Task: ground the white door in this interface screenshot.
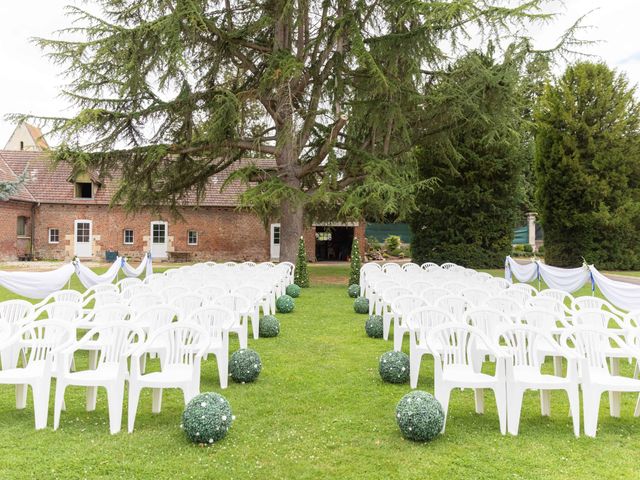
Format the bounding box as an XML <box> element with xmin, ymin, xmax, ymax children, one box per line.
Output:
<box><xmin>150</xmin><ymin>221</ymin><xmax>168</xmax><ymax>259</ymax></box>
<box><xmin>74</xmin><ymin>220</ymin><xmax>92</xmax><ymax>258</ymax></box>
<box><xmin>270</xmin><ymin>223</ymin><xmax>281</xmax><ymax>260</ymax></box>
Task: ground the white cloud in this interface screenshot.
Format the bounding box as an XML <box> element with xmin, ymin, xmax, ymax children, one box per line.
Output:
<box><xmin>0</xmin><ymin>0</ymin><xmax>639</xmax><ymax>145</ymax></box>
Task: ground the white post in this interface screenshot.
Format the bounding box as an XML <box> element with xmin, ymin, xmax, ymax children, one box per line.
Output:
<box><xmin>526</xmin><ymin>212</ymin><xmax>537</xmax><ymax>251</ymax></box>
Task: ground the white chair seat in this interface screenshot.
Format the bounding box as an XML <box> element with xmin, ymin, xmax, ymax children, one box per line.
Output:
<box><xmin>138</xmin><ymin>365</ymin><xmax>194</xmax><ymax>384</ymax></box>
<box><xmin>0</xmin><ymin>365</ymin><xmax>45</xmax><ymax>382</ymax></box>
<box><xmin>512</xmin><ymin>366</ymin><xmax>570</xmax><ymax>387</ymax></box>
<box><xmin>442</xmin><ymin>365</ymin><xmax>498</xmax><ymax>387</ymax></box>
<box><xmin>589</xmin><ymin>372</ymin><xmax>640</xmax><ymax>391</ymax></box>
<box><xmin>65</xmin><ymin>364</ymin><xmax>122</xmax><ymax>385</ymax></box>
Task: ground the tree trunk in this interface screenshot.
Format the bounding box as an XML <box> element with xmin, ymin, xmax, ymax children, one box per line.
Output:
<box><xmin>279</xmin><ymin>197</ymin><xmax>304</xmax><ymax>263</ymax></box>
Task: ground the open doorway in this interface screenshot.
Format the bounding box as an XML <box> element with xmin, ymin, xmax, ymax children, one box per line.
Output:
<box><xmin>315</xmin><ymin>226</ymin><xmax>354</xmax><ymax>261</ymax></box>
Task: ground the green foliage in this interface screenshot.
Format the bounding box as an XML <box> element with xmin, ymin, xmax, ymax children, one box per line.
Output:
<box><xmin>535</xmin><ymin>62</ymin><xmax>640</xmax><ymax>268</ymax></box>
<box><xmin>276</xmin><ymin>295</ymin><xmax>295</xmax><ymax>313</ymax></box>
<box><xmin>22</xmin><ymin>0</ymin><xmax>576</xmax><ymax>257</ymax></box>
<box><xmin>348</xmin><ymin>284</ymin><xmax>361</xmax><ymax>298</ymax></box>
<box><xmin>379</xmin><ymin>350</ymin><xmax>410</xmax><ymax>384</ymax></box>
<box><xmin>384</xmin><ymin>235</ymin><xmax>402</xmax><ymax>256</ymax></box>
<box><xmin>396</xmin><ymin>391</ymin><xmax>445</xmax><ymax>442</ymax></box>
<box><xmin>353</xmin><ymin>297</ymin><xmax>369</xmax><ymax>314</ymax></box>
<box><xmin>259</xmin><ymin>315</ymin><xmax>280</xmax><ymax>338</ymax></box>
<box><xmin>286</xmin><ymin>284</ymin><xmax>301</xmax><ymax>298</ymax></box>
<box><xmin>294</xmin><ymin>237</ymin><xmax>310</xmax><ymax>288</ymax></box>
<box><xmin>365</xmin><ymin>315</ymin><xmax>384</xmax><ymax>339</ymax></box>
<box><xmin>523</xmin><ymin>244</ymin><xmax>533</xmax><ymax>253</ymax></box>
<box><xmin>349</xmin><ymin>238</ymin><xmax>362</xmax><ymax>286</ymax></box>
<box><xmin>410</xmin><ymin>47</ymin><xmax>529</xmax><ymax>269</ymax></box>
<box><xmin>0</xmin><ymin>168</ymin><xmax>28</xmax><ymax>201</ymax></box>
<box><xmin>229</xmin><ymin>349</ymin><xmax>262</xmax><ymax>383</ymax></box>
<box><xmin>182</xmin><ymin>392</ymin><xmax>233</xmax><ymax>445</ymax></box>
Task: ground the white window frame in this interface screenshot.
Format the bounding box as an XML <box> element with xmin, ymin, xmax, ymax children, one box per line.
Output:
<box><xmin>123</xmin><ymin>229</ymin><xmax>134</xmax><ymax>245</ymax></box>
<box><xmin>187</xmin><ymin>230</ymin><xmax>198</xmax><ymax>246</ymax></box>
<box><xmin>48</xmin><ymin>228</ymin><xmax>59</xmax><ymax>244</ymax></box>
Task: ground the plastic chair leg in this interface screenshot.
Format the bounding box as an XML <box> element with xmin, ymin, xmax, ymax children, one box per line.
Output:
<box><xmin>583</xmin><ymin>388</ymin><xmax>602</xmax><ymax>438</ymax></box>
<box><xmin>609</xmin><ymin>358</ymin><xmax>621</xmax><ymax>417</ymax></box>
<box><xmin>435</xmin><ymin>385</ymin><xmax>452</xmax><ymax>433</ymax></box>
<box><xmin>409</xmin><ymin>352</ymin><xmax>422</xmax><ymax>389</ymax></box>
<box><xmin>474</xmin><ymin>388</ymin><xmax>485</xmax><ymax>414</ymax></box>
<box><xmin>494</xmin><ymin>384</ymin><xmax>507</xmax><ymax>435</ymax></box>
<box><xmin>152</xmin><ymin>388</ymin><xmax>163</xmax><ymax>414</ymax></box>
<box><xmin>107</xmin><ymin>381</ymin><xmax>125</xmax><ymax>434</ymax></box>
<box><xmin>32</xmin><ymin>379</ymin><xmax>51</xmax><ymax>430</ymax></box>
<box><xmin>507</xmin><ymin>387</ymin><xmax>524</xmax><ymax>436</ymax></box>
<box><xmin>53</xmin><ymin>382</ymin><xmax>67</xmax><ymax>430</ymax></box>
<box><xmin>540</xmin><ymin>390</ymin><xmax>551</xmax><ymax>416</ymax></box>
<box><xmin>567</xmin><ymin>387</ymin><xmax>580</xmax><ymax>437</ymax></box>
<box><xmin>15</xmin><ymin>384</ymin><xmax>27</xmax><ymax>409</ymax></box>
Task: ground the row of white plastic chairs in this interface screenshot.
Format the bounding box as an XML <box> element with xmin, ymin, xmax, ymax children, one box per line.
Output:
<box><xmin>408</xmin><ymin>320</ymin><xmax>640</xmax><ymax>438</ymax></box>
<box><xmin>0</xmin><ymin>315</ymin><xmax>237</xmax><ymax>434</ymax></box>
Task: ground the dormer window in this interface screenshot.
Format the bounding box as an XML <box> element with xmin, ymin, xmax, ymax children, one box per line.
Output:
<box><xmin>73</xmin><ymin>172</ymin><xmax>94</xmax><ymax>199</ymax></box>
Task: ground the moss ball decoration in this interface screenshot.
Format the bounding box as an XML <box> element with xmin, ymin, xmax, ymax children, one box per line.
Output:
<box><xmin>286</xmin><ymin>284</ymin><xmax>301</xmax><ymax>298</ymax></box>
<box><xmin>276</xmin><ymin>295</ymin><xmax>295</xmax><ymax>313</ymax></box>
<box><xmin>348</xmin><ymin>284</ymin><xmax>361</xmax><ymax>298</ymax></box>
<box><xmin>259</xmin><ymin>315</ymin><xmax>280</xmax><ymax>338</ymax></box>
<box><xmin>365</xmin><ymin>315</ymin><xmax>384</xmax><ymax>338</ymax></box>
<box><xmin>353</xmin><ymin>296</ymin><xmax>369</xmax><ymax>314</ymax></box>
<box><xmin>396</xmin><ymin>390</ymin><xmax>445</xmax><ymax>442</ymax></box>
<box><xmin>182</xmin><ymin>392</ymin><xmax>234</xmax><ymax>444</ymax></box>
<box><xmin>379</xmin><ymin>350</ymin><xmax>410</xmax><ymax>384</ymax></box>
<box><xmin>229</xmin><ymin>348</ymin><xmax>263</xmax><ymax>383</ymax></box>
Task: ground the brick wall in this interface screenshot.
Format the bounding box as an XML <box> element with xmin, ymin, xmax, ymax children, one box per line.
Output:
<box><xmin>0</xmin><ymin>200</ymin><xmax>33</xmax><ymax>260</ymax></box>
<box><xmin>33</xmin><ymin>204</ymin><xmax>271</xmax><ymax>261</ymax></box>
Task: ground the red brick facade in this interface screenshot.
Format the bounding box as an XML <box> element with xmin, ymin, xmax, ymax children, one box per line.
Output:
<box><xmin>0</xmin><ymin>150</ymin><xmax>366</xmax><ymax>262</ymax></box>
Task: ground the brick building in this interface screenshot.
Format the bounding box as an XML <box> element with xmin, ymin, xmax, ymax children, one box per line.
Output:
<box><xmin>0</xmin><ymin>140</ymin><xmax>365</xmax><ymax>262</ymax></box>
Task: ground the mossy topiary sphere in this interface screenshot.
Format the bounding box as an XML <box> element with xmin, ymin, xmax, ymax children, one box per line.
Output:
<box><xmin>396</xmin><ymin>390</ymin><xmax>445</xmax><ymax>442</ymax></box>
<box><xmin>348</xmin><ymin>284</ymin><xmax>361</xmax><ymax>298</ymax></box>
<box><xmin>276</xmin><ymin>295</ymin><xmax>295</xmax><ymax>313</ymax></box>
<box><xmin>379</xmin><ymin>350</ymin><xmax>410</xmax><ymax>384</ymax></box>
<box><xmin>365</xmin><ymin>315</ymin><xmax>384</xmax><ymax>338</ymax></box>
<box><xmin>182</xmin><ymin>392</ymin><xmax>233</xmax><ymax>444</ymax></box>
<box><xmin>353</xmin><ymin>296</ymin><xmax>369</xmax><ymax>314</ymax></box>
<box><xmin>286</xmin><ymin>284</ymin><xmax>301</xmax><ymax>298</ymax></box>
<box><xmin>229</xmin><ymin>348</ymin><xmax>262</xmax><ymax>383</ymax></box>
<box><xmin>259</xmin><ymin>315</ymin><xmax>280</xmax><ymax>338</ymax></box>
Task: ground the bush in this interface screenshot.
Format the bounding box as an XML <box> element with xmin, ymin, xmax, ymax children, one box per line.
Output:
<box><xmin>294</xmin><ymin>236</ymin><xmax>310</xmax><ymax>287</ymax></box>
<box><xmin>523</xmin><ymin>244</ymin><xmax>533</xmax><ymax>253</ymax></box>
<box><xmin>537</xmin><ymin>244</ymin><xmax>545</xmax><ymax>255</ymax></box>
<box><xmin>353</xmin><ymin>297</ymin><xmax>369</xmax><ymax>314</ymax></box>
<box><xmin>365</xmin><ymin>315</ymin><xmax>383</xmax><ymax>338</ymax></box>
<box><xmin>259</xmin><ymin>315</ymin><xmax>280</xmax><ymax>338</ymax></box>
<box><xmin>379</xmin><ymin>351</ymin><xmax>410</xmax><ymax>383</ymax></box>
<box><xmin>276</xmin><ymin>295</ymin><xmax>295</xmax><ymax>313</ymax></box>
<box><xmin>349</xmin><ymin>238</ymin><xmax>362</xmax><ymax>286</ymax></box>
<box><xmin>348</xmin><ymin>284</ymin><xmax>361</xmax><ymax>298</ymax></box>
<box><xmin>182</xmin><ymin>392</ymin><xmax>233</xmax><ymax>444</ymax></box>
<box><xmin>229</xmin><ymin>349</ymin><xmax>262</xmax><ymax>383</ymax></box>
<box><xmin>396</xmin><ymin>390</ymin><xmax>444</xmax><ymax>442</ymax></box>
<box><xmin>367</xmin><ymin>236</ymin><xmax>382</xmax><ymax>253</ymax></box>
<box><xmin>286</xmin><ymin>284</ymin><xmax>301</xmax><ymax>298</ymax></box>
<box><xmin>384</xmin><ymin>235</ymin><xmax>402</xmax><ymax>256</ymax></box>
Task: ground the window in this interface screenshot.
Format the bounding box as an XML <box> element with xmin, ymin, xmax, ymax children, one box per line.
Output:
<box><xmin>152</xmin><ymin>223</ymin><xmax>166</xmax><ymax>244</ymax></box>
<box><xmin>48</xmin><ymin>228</ymin><xmax>59</xmax><ymax>244</ymax></box>
<box><xmin>19</xmin><ymin>141</ymin><xmax>24</xmax><ymax>151</ymax></box>
<box><xmin>316</xmin><ymin>231</ymin><xmax>332</xmax><ymax>241</ymax></box>
<box><xmin>76</xmin><ymin>222</ymin><xmax>90</xmax><ymax>243</ymax></box>
<box><xmin>16</xmin><ymin>216</ymin><xmax>27</xmax><ymax>236</ymax></box>
<box><xmin>123</xmin><ymin>229</ymin><xmax>134</xmax><ymax>245</ymax></box>
<box><xmin>273</xmin><ymin>226</ymin><xmax>280</xmax><ymax>245</ymax></box>
<box><xmin>188</xmin><ymin>230</ymin><xmax>198</xmax><ymax>246</ymax></box>
<box><xmin>75</xmin><ymin>182</ymin><xmax>93</xmax><ymax>199</ymax></box>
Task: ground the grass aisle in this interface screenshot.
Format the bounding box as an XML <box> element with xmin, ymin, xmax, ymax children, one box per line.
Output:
<box><xmin>0</xmin><ymin>265</ymin><xmax>639</xmax><ymax>478</ymax></box>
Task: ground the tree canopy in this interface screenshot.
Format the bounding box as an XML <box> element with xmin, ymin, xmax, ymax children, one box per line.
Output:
<box><xmin>16</xmin><ymin>0</ymin><xmax>573</xmax><ymax>260</ymax></box>
<box><xmin>535</xmin><ymin>61</ymin><xmax>640</xmax><ymax>268</ymax></box>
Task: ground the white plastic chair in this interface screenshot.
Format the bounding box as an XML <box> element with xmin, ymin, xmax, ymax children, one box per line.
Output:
<box><xmin>33</xmin><ymin>301</ymin><xmax>83</xmax><ymax>324</ymax></box>
<box><xmin>459</xmin><ymin>288</ymin><xmax>489</xmax><ymax>307</ymax></box>
<box><xmin>567</xmin><ymin>327</ymin><xmax>640</xmax><ymax>437</ymax></box>
<box><xmin>503</xmin><ymin>289</ymin><xmax>531</xmax><ymax>307</ymax></box>
<box><xmin>127</xmin><ymin>323</ymin><xmax>209</xmax><ymax>432</ymax></box>
<box><xmin>485</xmin><ymin>296</ymin><xmax>524</xmax><ymax>322</ymax></box>
<box><xmin>436</xmin><ymin>295</ymin><xmax>470</xmax><ymax>322</ymax></box>
<box><xmin>420</xmin><ymin>287</ymin><xmax>450</xmax><ymax>305</ymax></box>
<box><xmin>0</xmin><ymin>321</ymin><xmax>74</xmax><ymax>429</ymax></box>
<box><xmin>233</xmin><ymin>286</ymin><xmax>264</xmax><ymax>339</ymax></box>
<box><xmin>121</xmin><ymin>284</ymin><xmax>154</xmax><ymax>302</ymax></box>
<box><xmin>538</xmin><ymin>288</ymin><xmax>575</xmax><ymax>307</ymax></box>
<box><xmin>509</xmin><ymin>283</ymin><xmax>538</xmax><ymax>297</ymax></box>
<box><xmin>127</xmin><ymin>293</ymin><xmax>164</xmax><ymax>315</ymax></box>
<box><xmin>407</xmin><ymin>307</ymin><xmax>454</xmax><ymax>388</ymax></box>
<box><xmin>428</xmin><ymin>323</ymin><xmax>508</xmax><ymax>434</ymax></box>
<box><xmin>420</xmin><ymin>262</ymin><xmax>438</xmax><ymax>270</ymax></box>
<box><xmin>188</xmin><ymin>306</ymin><xmax>234</xmax><ymax>388</ymax></box>
<box><xmin>196</xmin><ymin>285</ymin><xmax>229</xmax><ymax>306</ymax></box>
<box><xmin>572</xmin><ymin>296</ymin><xmax>626</xmax><ymax>319</ymax></box>
<box><xmin>389</xmin><ymin>295</ymin><xmax>428</xmax><ymax>349</ymax></box>
<box><xmin>213</xmin><ymin>295</ymin><xmax>250</xmax><ymax>349</ymax></box>
<box><xmin>54</xmin><ymin>322</ymin><xmax>145</xmax><ymax>434</ymax></box>
<box><xmin>160</xmin><ymin>286</ymin><xmax>190</xmax><ymax>304</ymax></box>
<box><xmin>380</xmin><ymin>287</ymin><xmax>413</xmax><ymax>335</ymax></box>
<box><xmin>499</xmin><ymin>325</ymin><xmax>580</xmax><ymax>436</ymax></box>
<box><xmin>34</xmin><ymin>290</ymin><xmax>83</xmax><ymax>309</ymax></box>
<box><xmin>82</xmin><ymin>284</ymin><xmax>119</xmax><ymax>300</ymax></box>
<box><xmin>0</xmin><ymin>300</ymin><xmax>35</xmax><ymax>369</ymax></box>
<box><xmin>116</xmin><ymin>277</ymin><xmax>142</xmax><ymax>293</ymax></box>
<box><xmin>170</xmin><ymin>294</ymin><xmax>205</xmax><ymax>321</ymax></box>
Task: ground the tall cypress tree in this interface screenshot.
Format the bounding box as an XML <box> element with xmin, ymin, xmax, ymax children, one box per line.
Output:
<box><xmin>16</xmin><ymin>1</ymin><xmax>567</xmax><ymax>262</ymax></box>
<box><xmin>535</xmin><ymin>62</ymin><xmax>640</xmax><ymax>269</ymax></box>
<box><xmin>294</xmin><ymin>236</ymin><xmax>309</xmax><ymax>288</ymax></box>
<box><xmin>349</xmin><ymin>237</ymin><xmax>361</xmax><ymax>286</ymax></box>
<box><xmin>410</xmin><ymin>46</ymin><xmax>529</xmax><ymax>268</ymax></box>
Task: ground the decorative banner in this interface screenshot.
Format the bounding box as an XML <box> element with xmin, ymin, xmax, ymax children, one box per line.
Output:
<box><xmin>0</xmin><ymin>263</ymin><xmax>76</xmax><ymax>299</ymax></box>
<box><xmin>589</xmin><ymin>266</ymin><xmax>640</xmax><ymax>312</ymax></box>
<box><xmin>0</xmin><ymin>253</ymin><xmax>152</xmax><ymax>299</ymax></box>
<box><xmin>537</xmin><ymin>262</ymin><xmax>589</xmax><ymax>293</ymax></box>
<box><xmin>505</xmin><ymin>256</ymin><xmax>538</xmax><ymax>283</ymax></box>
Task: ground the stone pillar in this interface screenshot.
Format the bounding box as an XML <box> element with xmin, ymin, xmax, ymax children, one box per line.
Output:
<box><xmin>526</xmin><ymin>212</ymin><xmax>537</xmax><ymax>251</ymax></box>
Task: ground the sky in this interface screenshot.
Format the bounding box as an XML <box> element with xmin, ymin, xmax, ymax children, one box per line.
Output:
<box><xmin>0</xmin><ymin>0</ymin><xmax>639</xmax><ymax>145</ymax></box>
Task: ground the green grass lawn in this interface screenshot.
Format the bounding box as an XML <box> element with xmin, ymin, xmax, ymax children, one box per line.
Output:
<box><xmin>0</xmin><ymin>264</ymin><xmax>639</xmax><ymax>478</ymax></box>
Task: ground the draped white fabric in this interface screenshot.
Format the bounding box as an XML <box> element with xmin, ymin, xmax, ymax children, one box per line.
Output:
<box><xmin>589</xmin><ymin>266</ymin><xmax>640</xmax><ymax>311</ymax></box>
<box><xmin>75</xmin><ymin>257</ymin><xmax>123</xmax><ymax>289</ymax></box>
<box><xmin>505</xmin><ymin>256</ymin><xmax>538</xmax><ymax>283</ymax></box>
<box><xmin>537</xmin><ymin>262</ymin><xmax>589</xmax><ymax>293</ymax></box>
<box><xmin>121</xmin><ymin>254</ymin><xmax>152</xmax><ymax>278</ymax></box>
<box><xmin>0</xmin><ymin>263</ymin><xmax>76</xmax><ymax>299</ymax></box>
